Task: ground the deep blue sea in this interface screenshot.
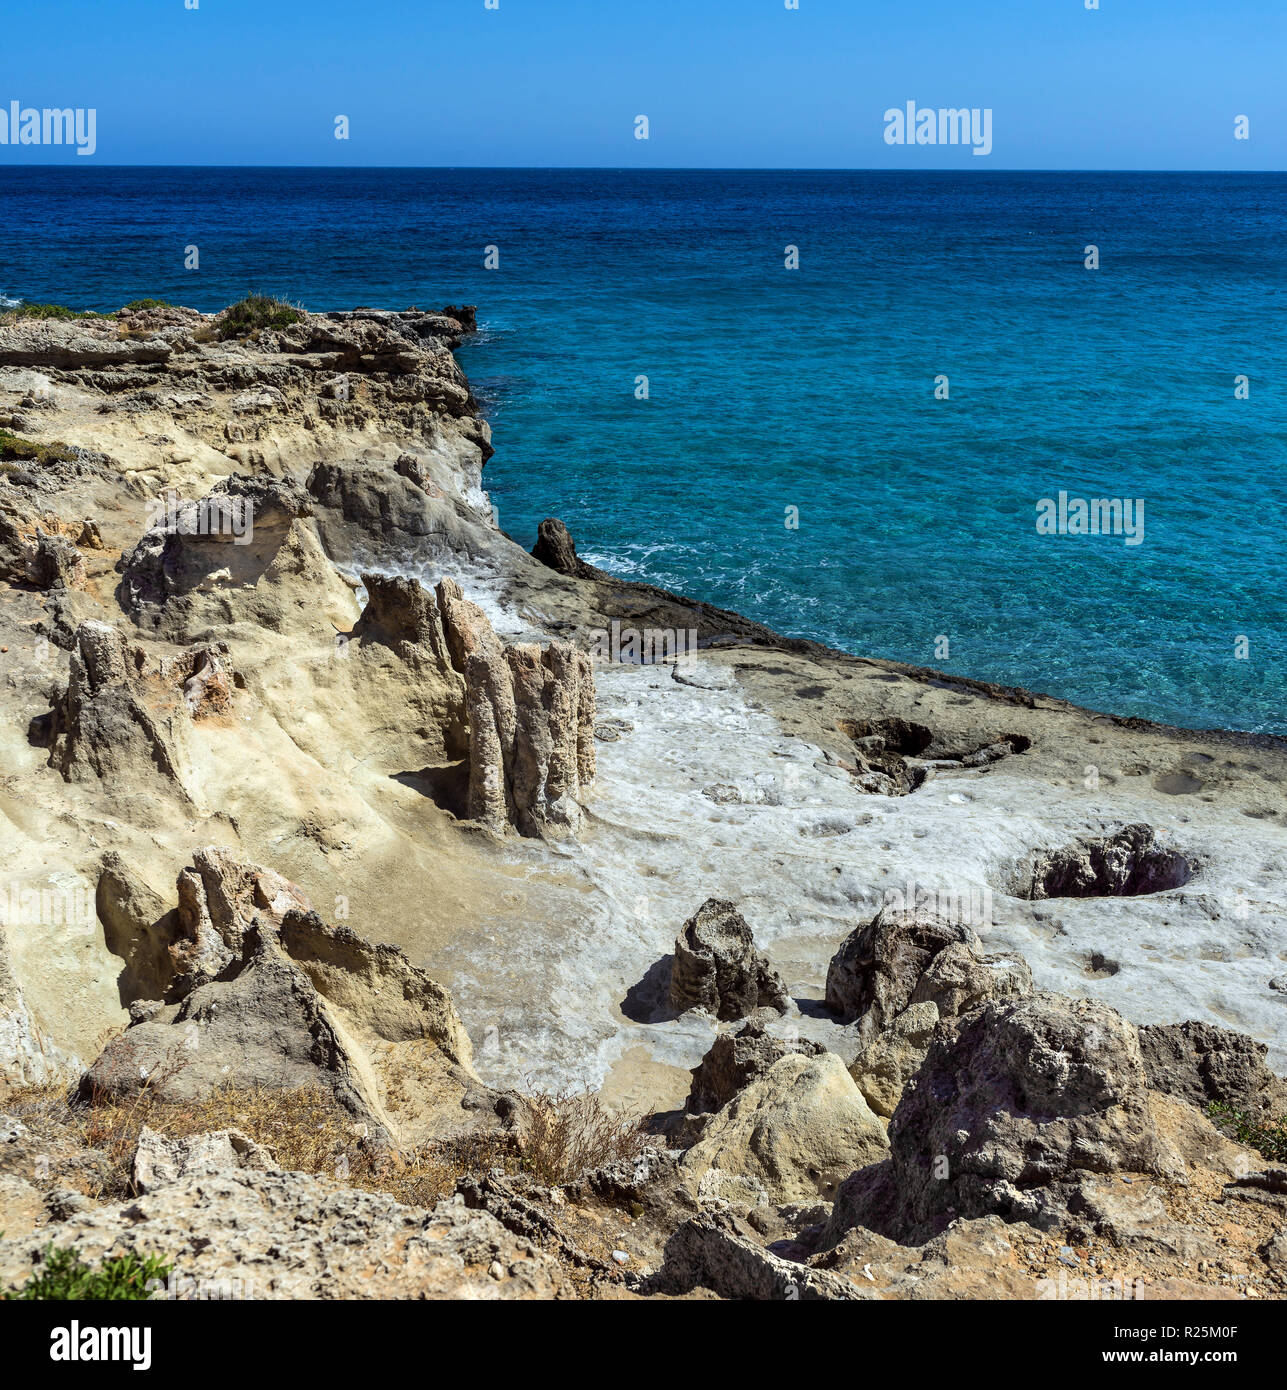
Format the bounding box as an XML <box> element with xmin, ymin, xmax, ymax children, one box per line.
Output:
<box><xmin>1</xmin><ymin>168</ymin><xmax>1284</xmax><ymax>734</ymax></box>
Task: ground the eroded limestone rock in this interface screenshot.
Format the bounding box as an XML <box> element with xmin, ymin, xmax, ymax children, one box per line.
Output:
<box><xmin>826</xmin><ymin>906</ymin><xmax>1032</xmax><ymax>1034</ymax></box>
<box><xmin>51</xmin><ymin>622</ymin><xmax>185</xmax><ymax>785</ymax></box>
<box><xmin>680</xmin><ymin>1052</ymin><xmax>889</xmax><ymax>1205</ymax></box>
<box><xmin>1009</xmin><ymin>823</ymin><xmax>1194</xmax><ymax>899</ymax></box>
<box><xmin>827</xmin><ymin>906</ymin><xmax>1032</xmax><ymax>1116</ymax></box>
<box><xmin>846</xmin><ymin>1001</ymin><xmax>940</xmax><ymax>1119</ymax></box>
<box><xmin>132</xmin><ymin>1125</ymin><xmax>277</xmax><ymax>1194</ymax></box>
<box><xmin>0</xmin><ymin>1169</ymin><xmax>568</xmax><ymax>1300</ymax></box>
<box><xmin>686</xmin><ymin>1016</ymin><xmax>826</xmax><ymax>1115</ymax></box>
<box><xmin>356</xmin><ymin>574</ymin><xmax>595</xmax><ymax>836</ymax></box>
<box><xmin>80</xmin><ymin>848</ymin><xmax>476</xmax><ymax>1147</ymax></box>
<box><xmin>825</xmin><ymin>993</ymin><xmax>1184</xmax><ymax>1245</ymax></box>
<box><xmin>0</xmin><ymin>930</ymin><xmax>82</xmax><ymax>1087</ymax></box>
<box><xmin>670</xmin><ymin>899</ymin><xmax>789</xmax><ymax>1021</ymax></box>
<box><xmin>1138</xmin><ymin>1019</ymin><xmax>1280</xmax><ymax>1116</ymax></box>
<box><xmin>48</xmin><ymin>622</ymin><xmax>243</xmax><ymax>789</ymax></box>
<box><xmin>652</xmin><ymin>1209</ymin><xmax>866</xmax><ymax>1301</ymax></box>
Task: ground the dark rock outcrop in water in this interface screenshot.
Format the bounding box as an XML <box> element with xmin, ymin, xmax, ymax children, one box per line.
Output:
<box><xmin>531</xmin><ymin>517</ymin><xmax>602</xmax><ymax>580</ymax></box>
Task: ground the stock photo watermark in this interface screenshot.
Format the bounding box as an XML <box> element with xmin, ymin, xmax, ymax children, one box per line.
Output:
<box><xmin>145</xmin><ymin>491</ymin><xmax>255</xmax><ymax>544</ymax></box>
<box><xmin>0</xmin><ymin>101</ymin><xmax>96</xmax><ymax>156</ymax></box>
<box><xmin>1036</xmin><ymin>491</ymin><xmax>1144</xmax><ymax>545</ymax></box>
<box><xmin>588</xmin><ymin>620</ymin><xmax>699</xmax><ymax>665</ymax></box>
<box><xmin>884</xmin><ymin>102</ymin><xmax>992</xmax><ymax>156</ymax></box>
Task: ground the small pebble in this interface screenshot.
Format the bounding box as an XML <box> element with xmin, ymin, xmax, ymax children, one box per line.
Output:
<box><xmin>488</xmin><ymin>1260</ymin><xmax>504</xmax><ymax>1280</ymax></box>
<box><xmin>611</xmin><ymin>1250</ymin><xmax>630</xmax><ymax>1265</ymax></box>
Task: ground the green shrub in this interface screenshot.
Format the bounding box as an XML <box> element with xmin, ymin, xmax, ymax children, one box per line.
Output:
<box><xmin>0</xmin><ymin>302</ymin><xmax>109</xmax><ymax>321</ymax></box>
<box><xmin>215</xmin><ymin>294</ymin><xmax>304</xmax><ymax>340</ymax></box>
<box><xmin>120</xmin><ymin>298</ymin><xmax>172</xmax><ymax>313</ymax></box>
<box><xmin>1208</xmin><ymin>1102</ymin><xmax>1287</xmax><ymax>1163</ymax></box>
<box><xmin>0</xmin><ymin>429</ymin><xmax>78</xmax><ymax>465</ymax></box>
<box><xmin>4</xmin><ymin>1245</ymin><xmax>172</xmax><ymax>1301</ymax></box>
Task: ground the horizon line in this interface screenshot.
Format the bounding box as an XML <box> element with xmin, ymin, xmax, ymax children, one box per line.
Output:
<box><xmin>1</xmin><ymin>163</ymin><xmax>1284</xmax><ymax>175</ymax></box>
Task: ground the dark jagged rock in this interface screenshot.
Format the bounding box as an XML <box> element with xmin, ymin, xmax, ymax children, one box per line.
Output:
<box><xmin>824</xmin><ymin>993</ymin><xmax>1183</xmax><ymax>1245</ymax></box>
<box><xmin>651</xmin><ymin>1210</ymin><xmax>866</xmax><ymax>1301</ymax></box>
<box><xmin>669</xmin><ymin>899</ymin><xmax>789</xmax><ymax>1021</ymax></box>
<box><xmin>441</xmin><ymin>304</ymin><xmax>477</xmax><ymax>332</ymax></box>
<box><xmin>686</xmin><ymin>1016</ymin><xmax>826</xmax><ymax>1115</ymax></box>
<box><xmin>1010</xmin><ymin>823</ymin><xmax>1194</xmax><ymax>898</ymax></box>
<box><xmin>24</xmin><ymin>531</ymin><xmax>85</xmax><ymax>589</ymax></box>
<box><xmin>531</xmin><ymin>517</ymin><xmax>601</xmax><ymax>580</ymax></box>
<box><xmin>1139</xmin><ymin>1020</ymin><xmax>1279</xmax><ymax>1116</ymax></box>
<box><xmin>48</xmin><ymin>622</ymin><xmax>242</xmax><ymax>788</ymax></box>
<box><xmin>825</xmin><ymin>906</ymin><xmax>1031</xmax><ymax>1034</ymax></box>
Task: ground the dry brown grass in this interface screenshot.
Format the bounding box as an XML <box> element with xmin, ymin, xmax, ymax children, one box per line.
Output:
<box><xmin>3</xmin><ymin>1079</ymin><xmax>519</xmax><ymax>1207</ymax></box>
<box><xmin>515</xmin><ymin>1085</ymin><xmax>653</xmax><ymax>1188</ymax></box>
<box><xmin>0</xmin><ymin>1077</ymin><xmax>646</xmax><ymax>1209</ymax></box>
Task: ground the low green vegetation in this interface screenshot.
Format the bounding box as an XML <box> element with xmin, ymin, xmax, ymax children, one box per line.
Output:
<box><xmin>215</xmin><ymin>294</ymin><xmax>304</xmax><ymax>340</ymax></box>
<box><xmin>0</xmin><ymin>428</ymin><xmax>79</xmax><ymax>466</ymax></box>
<box><xmin>120</xmin><ymin>298</ymin><xmax>172</xmax><ymax>313</ymax></box>
<box><xmin>0</xmin><ymin>301</ymin><xmax>110</xmax><ymax>322</ymax></box>
<box><xmin>3</xmin><ymin>1245</ymin><xmax>172</xmax><ymax>1301</ymax></box>
<box><xmin>1208</xmin><ymin>1102</ymin><xmax>1287</xmax><ymax>1163</ymax></box>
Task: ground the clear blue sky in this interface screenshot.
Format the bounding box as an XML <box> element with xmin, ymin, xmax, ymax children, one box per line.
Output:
<box><xmin>3</xmin><ymin>0</ymin><xmax>1284</xmax><ymax>168</ymax></box>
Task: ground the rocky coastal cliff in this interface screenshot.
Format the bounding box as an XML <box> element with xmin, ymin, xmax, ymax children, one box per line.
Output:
<box><xmin>0</xmin><ymin>299</ymin><xmax>1284</xmax><ymax>1301</ymax></box>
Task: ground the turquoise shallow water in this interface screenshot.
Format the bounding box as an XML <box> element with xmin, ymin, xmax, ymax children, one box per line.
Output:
<box><xmin>2</xmin><ymin>167</ymin><xmax>1283</xmax><ymax>732</ymax></box>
